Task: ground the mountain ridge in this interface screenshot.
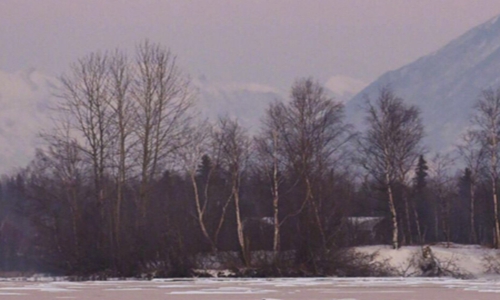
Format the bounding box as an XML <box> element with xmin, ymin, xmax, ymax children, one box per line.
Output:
<box><xmin>347</xmin><ymin>14</ymin><xmax>500</xmax><ymax>152</ymax></box>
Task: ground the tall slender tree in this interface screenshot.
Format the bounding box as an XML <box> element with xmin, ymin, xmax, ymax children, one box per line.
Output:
<box><xmin>469</xmin><ymin>88</ymin><xmax>500</xmax><ymax>248</ymax></box>
<box><xmin>214</xmin><ymin>117</ymin><xmax>251</xmax><ymax>266</ymax></box>
<box><xmin>412</xmin><ymin>154</ymin><xmax>428</xmax><ymax>243</ymax></box>
<box><xmin>457</xmin><ymin>130</ymin><xmax>486</xmax><ymax>244</ymax></box>
<box><xmin>132</xmin><ymin>41</ymin><xmax>194</xmax><ymax>225</ymax></box>
<box><xmin>358</xmin><ymin>87</ymin><xmax>424</xmax><ymax>249</ymax></box>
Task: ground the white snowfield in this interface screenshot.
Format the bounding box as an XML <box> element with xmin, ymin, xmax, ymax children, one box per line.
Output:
<box><xmin>355</xmin><ymin>243</ymin><xmax>500</xmax><ymax>278</ymax></box>
<box><xmin>1</xmin><ymin>244</ymin><xmax>500</xmax><ymax>299</ymax></box>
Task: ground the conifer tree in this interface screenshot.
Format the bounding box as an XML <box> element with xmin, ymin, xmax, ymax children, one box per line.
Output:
<box><xmin>412</xmin><ymin>154</ymin><xmax>428</xmax><ymax>243</ymax></box>
<box><xmin>414</xmin><ymin>155</ymin><xmax>428</xmax><ymax>191</ymax></box>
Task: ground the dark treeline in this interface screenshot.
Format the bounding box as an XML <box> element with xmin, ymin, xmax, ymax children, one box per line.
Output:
<box><xmin>1</xmin><ymin>41</ymin><xmax>500</xmax><ymax>277</ymax></box>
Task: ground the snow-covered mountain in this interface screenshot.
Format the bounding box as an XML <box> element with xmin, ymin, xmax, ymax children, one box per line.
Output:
<box><xmin>324</xmin><ymin>75</ymin><xmax>367</xmax><ymax>104</ymax></box>
<box><xmin>347</xmin><ymin>15</ymin><xmax>500</xmax><ymax>152</ymax></box>
<box><xmin>192</xmin><ymin>76</ymin><xmax>285</xmax><ymax>132</ymax></box>
<box><xmin>0</xmin><ymin>69</ymin><xmax>57</xmax><ymax>175</ymax></box>
<box><xmin>193</xmin><ymin>75</ymin><xmax>365</xmax><ymax>132</ymax></box>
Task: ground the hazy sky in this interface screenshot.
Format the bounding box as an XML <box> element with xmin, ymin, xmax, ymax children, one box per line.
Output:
<box><xmin>2</xmin><ymin>0</ymin><xmax>500</xmax><ymax>89</ymax></box>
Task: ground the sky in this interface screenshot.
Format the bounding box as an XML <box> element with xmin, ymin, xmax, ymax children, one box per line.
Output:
<box><xmin>2</xmin><ymin>0</ymin><xmax>500</xmax><ymax>90</ymax></box>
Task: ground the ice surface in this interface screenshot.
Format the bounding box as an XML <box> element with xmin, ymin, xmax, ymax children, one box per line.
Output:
<box><xmin>1</xmin><ymin>278</ymin><xmax>500</xmax><ymax>299</ymax></box>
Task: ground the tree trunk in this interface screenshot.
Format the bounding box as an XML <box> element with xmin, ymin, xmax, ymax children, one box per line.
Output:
<box><xmin>190</xmin><ymin>173</ymin><xmax>217</xmax><ymax>253</ymax></box>
<box><xmin>470</xmin><ymin>183</ymin><xmax>477</xmax><ymax>244</ymax></box>
<box><xmin>493</xmin><ymin>179</ymin><xmax>500</xmax><ymax>248</ymax></box>
<box><xmin>272</xmin><ymin>149</ymin><xmax>280</xmax><ymax>256</ymax></box>
<box><xmin>440</xmin><ymin>195</ymin><xmax>450</xmax><ymax>247</ymax></box>
<box><xmin>434</xmin><ymin>200</ymin><xmax>440</xmax><ymax>242</ymax></box>
<box><xmin>271</xmin><ymin>130</ymin><xmax>281</xmax><ymax>258</ymax></box>
<box><xmin>403</xmin><ymin>191</ymin><xmax>413</xmax><ymax>245</ymax></box>
<box><xmin>491</xmin><ymin>133</ymin><xmax>500</xmax><ymax>249</ymax></box>
<box><xmin>387</xmin><ymin>183</ymin><xmax>399</xmax><ymax>249</ymax></box>
<box><xmin>305</xmin><ymin>177</ymin><xmax>326</xmax><ymax>250</ymax></box>
<box><xmin>233</xmin><ymin>183</ymin><xmax>249</xmax><ymax>267</ymax></box>
<box><xmin>412</xmin><ymin>197</ymin><xmax>423</xmax><ymax>244</ymax></box>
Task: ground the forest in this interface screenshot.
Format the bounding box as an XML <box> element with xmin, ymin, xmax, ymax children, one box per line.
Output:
<box><xmin>1</xmin><ymin>41</ymin><xmax>500</xmax><ymax>277</ymax></box>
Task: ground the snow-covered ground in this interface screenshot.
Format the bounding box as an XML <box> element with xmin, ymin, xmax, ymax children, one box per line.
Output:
<box><xmin>355</xmin><ymin>243</ymin><xmax>500</xmax><ymax>278</ymax></box>
<box><xmin>0</xmin><ymin>278</ymin><xmax>500</xmax><ymax>299</ymax></box>
<box><xmin>192</xmin><ymin>243</ymin><xmax>500</xmax><ymax>279</ymax></box>
<box><xmin>1</xmin><ymin>244</ymin><xmax>500</xmax><ymax>299</ymax></box>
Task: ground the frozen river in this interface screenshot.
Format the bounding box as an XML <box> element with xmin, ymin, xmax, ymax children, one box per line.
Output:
<box><xmin>0</xmin><ymin>277</ymin><xmax>500</xmax><ymax>299</ymax></box>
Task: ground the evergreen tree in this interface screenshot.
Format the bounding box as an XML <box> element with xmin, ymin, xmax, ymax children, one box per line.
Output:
<box><xmin>459</xmin><ymin>167</ymin><xmax>481</xmax><ymax>244</ymax></box>
<box><xmin>197</xmin><ymin>154</ymin><xmax>213</xmax><ymax>179</ymax></box>
<box><xmin>412</xmin><ymin>154</ymin><xmax>428</xmax><ymax>243</ymax></box>
<box><xmin>458</xmin><ymin>168</ymin><xmax>473</xmax><ymax>197</ymax></box>
<box><xmin>414</xmin><ymin>155</ymin><xmax>428</xmax><ymax>191</ymax></box>
<box><xmin>456</xmin><ymin>168</ymin><xmax>474</xmax><ymax>243</ymax></box>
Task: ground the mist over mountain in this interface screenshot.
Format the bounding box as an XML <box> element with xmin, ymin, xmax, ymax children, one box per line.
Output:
<box><xmin>192</xmin><ymin>76</ymin><xmax>285</xmax><ymax>132</ymax></box>
<box><xmin>0</xmin><ymin>69</ymin><xmax>56</xmax><ymax>174</ymax></box>
<box><xmin>324</xmin><ymin>75</ymin><xmax>367</xmax><ymax>104</ymax></box>
<box><xmin>8</xmin><ymin>10</ymin><xmax>500</xmax><ymax>174</ymax></box>
<box><xmin>0</xmin><ymin>71</ymin><xmax>288</xmax><ymax>174</ymax></box>
<box><xmin>347</xmin><ymin>15</ymin><xmax>500</xmax><ymax>152</ymax></box>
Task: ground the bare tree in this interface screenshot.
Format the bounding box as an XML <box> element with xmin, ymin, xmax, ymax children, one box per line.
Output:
<box><xmin>59</xmin><ymin>52</ymin><xmax>113</xmax><ymax>206</ymax></box>
<box><xmin>358</xmin><ymin>88</ymin><xmax>424</xmax><ymax>249</ymax></box>
<box><xmin>49</xmin><ymin>42</ymin><xmax>197</xmax><ymax>269</ymax></box>
<box><xmin>214</xmin><ymin>117</ymin><xmax>251</xmax><ymax>266</ymax></box>
<box><xmin>259</xmin><ymin>78</ymin><xmax>352</xmax><ymax>265</ymax></box>
<box><xmin>457</xmin><ymin>130</ymin><xmax>486</xmax><ymax>244</ymax></box>
<box><xmin>428</xmin><ymin>154</ymin><xmax>456</xmax><ymax>246</ymax></box>
<box><xmin>255</xmin><ymin>126</ymin><xmax>285</xmax><ymax>257</ymax></box>
<box><xmin>470</xmin><ymin>88</ymin><xmax>500</xmax><ymax>248</ymax></box>
<box><xmin>132</xmin><ymin>40</ymin><xmax>195</xmax><ymax>223</ymax></box>
<box><xmin>36</xmin><ymin>125</ymin><xmax>86</xmax><ymax>263</ymax></box>
<box><xmin>107</xmin><ymin>51</ymin><xmax>134</xmax><ymax>259</ymax></box>
<box><xmin>176</xmin><ymin>121</ymin><xmax>219</xmax><ymax>253</ymax></box>
<box><xmin>57</xmin><ymin>52</ymin><xmax>117</xmax><ymax>261</ymax></box>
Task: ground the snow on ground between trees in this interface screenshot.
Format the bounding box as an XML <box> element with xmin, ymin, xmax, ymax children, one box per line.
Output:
<box><xmin>355</xmin><ymin>243</ymin><xmax>500</xmax><ymax>278</ymax></box>
<box><xmin>184</xmin><ymin>243</ymin><xmax>500</xmax><ymax>279</ymax></box>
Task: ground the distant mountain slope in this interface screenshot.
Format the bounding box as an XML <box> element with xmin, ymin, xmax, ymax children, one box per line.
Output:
<box><xmin>347</xmin><ymin>15</ymin><xmax>500</xmax><ymax>152</ymax></box>
<box><xmin>194</xmin><ymin>75</ymin><xmax>365</xmax><ymax>132</ymax></box>
<box><xmin>324</xmin><ymin>75</ymin><xmax>366</xmax><ymax>104</ymax></box>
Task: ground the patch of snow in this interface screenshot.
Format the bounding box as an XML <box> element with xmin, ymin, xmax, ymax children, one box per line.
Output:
<box><xmin>355</xmin><ymin>243</ymin><xmax>500</xmax><ymax>278</ymax></box>
<box><xmin>169</xmin><ymin>287</ymin><xmax>276</xmax><ymax>295</ymax></box>
<box><xmin>325</xmin><ymin>75</ymin><xmax>367</xmax><ymax>98</ymax></box>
